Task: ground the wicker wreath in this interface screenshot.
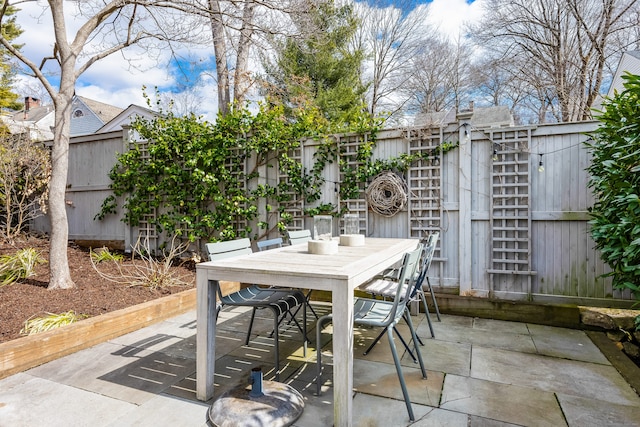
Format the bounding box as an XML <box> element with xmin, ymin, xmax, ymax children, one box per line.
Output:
<box><xmin>365</xmin><ymin>171</ymin><xmax>408</xmax><ymax>217</ymax></box>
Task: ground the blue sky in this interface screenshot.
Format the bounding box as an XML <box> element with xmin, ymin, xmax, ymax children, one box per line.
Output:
<box><xmin>13</xmin><ymin>0</ymin><xmax>483</xmax><ymax>121</ymax></box>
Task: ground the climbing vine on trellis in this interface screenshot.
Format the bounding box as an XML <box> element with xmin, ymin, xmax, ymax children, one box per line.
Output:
<box><xmin>100</xmin><ymin>99</ymin><xmax>458</xmax><ymax>242</ymax></box>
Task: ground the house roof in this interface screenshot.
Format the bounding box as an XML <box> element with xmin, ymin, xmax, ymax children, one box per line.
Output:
<box><xmin>97</xmin><ymin>104</ymin><xmax>158</xmax><ymax>133</ymax></box>
<box><xmin>607</xmin><ymin>50</ymin><xmax>640</xmax><ymax>97</ymax></box>
<box><xmin>6</xmin><ymin>104</ymin><xmax>53</xmax><ymax>123</ymax></box>
<box><xmin>76</xmin><ymin>96</ymin><xmax>124</xmax><ymax>124</ymax></box>
<box><xmin>414</xmin><ymin>105</ymin><xmax>514</xmax><ymax>128</ymax></box>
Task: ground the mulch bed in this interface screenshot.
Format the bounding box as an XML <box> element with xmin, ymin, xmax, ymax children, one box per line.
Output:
<box><xmin>0</xmin><ymin>236</ymin><xmax>195</xmax><ymax>344</ymax></box>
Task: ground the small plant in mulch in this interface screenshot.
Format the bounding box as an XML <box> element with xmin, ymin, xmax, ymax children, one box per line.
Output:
<box><xmin>90</xmin><ymin>235</ymin><xmax>191</xmax><ymax>291</ymax></box>
<box><xmin>0</xmin><ymin>248</ymin><xmax>47</xmax><ymax>287</ymax></box>
<box><xmin>20</xmin><ymin>310</ymin><xmax>88</xmax><ymax>336</ymax></box>
<box><xmin>90</xmin><ymin>247</ymin><xmax>125</xmax><ymax>263</ymax></box>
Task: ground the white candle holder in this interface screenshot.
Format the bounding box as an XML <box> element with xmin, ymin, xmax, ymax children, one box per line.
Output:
<box><xmin>339</xmin><ymin>214</ymin><xmax>365</xmax><ymax>246</ymax></box>
<box><xmin>309</xmin><ymin>215</ymin><xmax>338</xmax><ymax>254</ymax></box>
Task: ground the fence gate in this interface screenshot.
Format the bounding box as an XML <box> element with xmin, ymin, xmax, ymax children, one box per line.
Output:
<box><xmin>487</xmin><ymin>128</ymin><xmax>537</xmax><ymax>297</ymax></box>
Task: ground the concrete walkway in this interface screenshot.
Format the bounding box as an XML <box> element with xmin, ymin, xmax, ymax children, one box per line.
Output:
<box><xmin>1</xmin><ymin>303</ymin><xmax>639</xmax><ymax>427</ymax></box>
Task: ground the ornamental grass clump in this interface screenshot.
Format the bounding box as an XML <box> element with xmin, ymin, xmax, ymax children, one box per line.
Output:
<box><xmin>90</xmin><ymin>247</ymin><xmax>125</xmax><ymax>263</ymax></box>
<box><xmin>20</xmin><ymin>310</ymin><xmax>87</xmax><ymax>335</ymax></box>
<box><xmin>0</xmin><ymin>248</ymin><xmax>46</xmax><ymax>287</ymax></box>
<box><xmin>90</xmin><ymin>234</ymin><xmax>191</xmax><ymax>291</ymax></box>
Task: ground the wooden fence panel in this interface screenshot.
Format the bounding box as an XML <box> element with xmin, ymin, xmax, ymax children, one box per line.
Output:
<box><xmin>33</xmin><ymin>119</ymin><xmax>634</xmax><ymax>306</ymax></box>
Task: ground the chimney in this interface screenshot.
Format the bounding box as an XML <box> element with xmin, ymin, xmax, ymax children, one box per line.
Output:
<box><xmin>25</xmin><ymin>97</ymin><xmax>40</xmax><ymax>111</ymax></box>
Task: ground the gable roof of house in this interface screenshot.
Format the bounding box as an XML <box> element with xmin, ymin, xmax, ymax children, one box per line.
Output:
<box><xmin>77</xmin><ymin>96</ymin><xmax>124</xmax><ymax>124</ymax></box>
<box><xmin>97</xmin><ymin>104</ymin><xmax>158</xmax><ymax>133</ymax></box>
<box><xmin>607</xmin><ymin>50</ymin><xmax>640</xmax><ymax>97</ymax></box>
<box><xmin>414</xmin><ymin>105</ymin><xmax>514</xmax><ymax>128</ymax></box>
<box><xmin>2</xmin><ymin>96</ymin><xmax>127</xmax><ymax>139</ymax></box>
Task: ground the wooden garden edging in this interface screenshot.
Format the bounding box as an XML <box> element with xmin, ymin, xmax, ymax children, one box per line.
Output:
<box><xmin>0</xmin><ymin>288</ymin><xmax>196</xmax><ymax>380</ymax></box>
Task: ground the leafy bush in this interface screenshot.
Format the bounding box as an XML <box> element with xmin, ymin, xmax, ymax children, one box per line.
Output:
<box><xmin>587</xmin><ymin>72</ymin><xmax>640</xmax><ymax>301</ymax></box>
<box><xmin>0</xmin><ymin>132</ymin><xmax>51</xmax><ymax>240</ymax></box>
<box><xmin>20</xmin><ymin>310</ymin><xmax>87</xmax><ymax>335</ymax></box>
<box><xmin>0</xmin><ymin>248</ymin><xmax>46</xmax><ymax>287</ymax></box>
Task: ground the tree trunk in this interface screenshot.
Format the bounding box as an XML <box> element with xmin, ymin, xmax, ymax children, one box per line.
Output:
<box><xmin>233</xmin><ymin>0</ymin><xmax>255</xmax><ymax>105</ymax></box>
<box><xmin>47</xmin><ymin>87</ymin><xmax>75</xmax><ymax>290</ymax></box>
<box><xmin>209</xmin><ymin>0</ymin><xmax>230</xmax><ymax>116</ymax></box>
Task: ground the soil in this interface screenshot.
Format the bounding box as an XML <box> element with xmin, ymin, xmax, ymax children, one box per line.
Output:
<box><xmin>0</xmin><ymin>236</ymin><xmax>195</xmax><ymax>344</ymax></box>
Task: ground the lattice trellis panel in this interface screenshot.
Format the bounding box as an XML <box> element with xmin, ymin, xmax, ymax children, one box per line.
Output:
<box><xmin>487</xmin><ymin>129</ymin><xmax>537</xmax><ymax>289</ymax></box>
<box><xmin>337</xmin><ymin>134</ymin><xmax>369</xmax><ymax>234</ymax></box>
<box><xmin>406</xmin><ymin>127</ymin><xmax>443</xmax><ymax>241</ymax></box>
<box><xmin>130</xmin><ymin>140</ymin><xmax>159</xmax><ymax>250</ymax></box>
<box><xmin>278</xmin><ymin>146</ymin><xmax>305</xmax><ymax>231</ymax></box>
<box><xmin>226</xmin><ymin>146</ymin><xmax>248</xmax><ymax>234</ymax></box>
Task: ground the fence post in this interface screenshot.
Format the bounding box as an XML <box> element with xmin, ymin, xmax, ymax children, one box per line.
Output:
<box><xmin>457</xmin><ymin>110</ymin><xmax>473</xmax><ymax>295</ymax></box>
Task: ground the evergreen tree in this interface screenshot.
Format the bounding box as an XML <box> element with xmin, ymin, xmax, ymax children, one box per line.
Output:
<box><xmin>0</xmin><ymin>3</ymin><xmax>23</xmax><ymax>111</ymax></box>
<box><xmin>261</xmin><ymin>1</ymin><xmax>366</xmax><ymax>130</ymax></box>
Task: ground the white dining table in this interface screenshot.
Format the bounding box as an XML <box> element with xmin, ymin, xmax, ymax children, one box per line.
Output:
<box><xmin>196</xmin><ymin>237</ymin><xmax>419</xmax><ymax>426</ymax></box>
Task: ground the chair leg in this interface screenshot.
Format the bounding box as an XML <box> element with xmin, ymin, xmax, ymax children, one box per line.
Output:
<box><xmin>404</xmin><ymin>307</ymin><xmax>427</xmax><ymax>379</ymax></box>
<box><xmin>362</xmin><ymin>328</ymin><xmax>385</xmax><ymax>356</ymax></box>
<box><xmin>272</xmin><ymin>308</ymin><xmax>280</xmax><ymax>381</ymax></box>
<box><xmin>425</xmin><ymin>277</ymin><xmax>441</xmax><ymax>321</ymax></box>
<box><xmin>246</xmin><ymin>307</ymin><xmax>258</xmax><ymax>345</ymax></box>
<box><xmin>419</xmin><ymin>290</ymin><xmax>435</xmax><ymax>338</ymax></box>
<box><xmin>288</xmin><ymin>290</ymin><xmax>319</xmax><ymax>322</ymax></box>
<box><xmin>315</xmin><ymin>314</ymin><xmax>332</xmax><ymax>396</ymax></box>
<box><xmin>364</xmin><ymin>313</ymin><xmax>422</xmax><ymax>360</ymax></box>
<box><xmin>386</xmin><ymin>325</ymin><xmax>415</xmax><ymax>421</ymax></box>
<box><xmin>303</xmin><ymin>298</ymin><xmax>307</xmax><ymax>357</ymax></box>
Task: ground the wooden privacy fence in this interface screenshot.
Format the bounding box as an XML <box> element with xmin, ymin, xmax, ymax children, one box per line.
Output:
<box><xmin>35</xmin><ymin>117</ymin><xmax>635</xmax><ymax>307</ymax></box>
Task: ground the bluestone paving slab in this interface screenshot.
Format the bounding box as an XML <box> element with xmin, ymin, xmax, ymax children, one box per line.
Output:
<box><xmin>472</xmin><ymin>317</ymin><xmax>531</xmax><ymax>334</ymax></box>
<box><xmin>26</xmin><ymin>341</ymin><xmax>195</xmax><ymax>405</ymax></box>
<box><xmin>0</xmin><ymin>373</ymin><xmax>135</xmax><ymax>427</ymax></box>
<box><xmin>2</xmin><ymin>303</ymin><xmax>639</xmax><ymax>427</ymax></box>
<box><xmin>106</xmin><ymin>393</ymin><xmax>209</xmax><ymax>427</ymax></box>
<box><xmin>352</xmin><ymin>358</ymin><xmax>443</xmax><ymax>407</ymax></box>
<box><xmin>412</xmin><ymin>408</ymin><xmax>469</xmax><ymax>426</ymax></box>
<box><xmin>440</xmin><ymin>374</ymin><xmax>567</xmax><ymax>426</ymax></box>
<box><xmin>418</xmin><ymin>338</ymin><xmax>472</xmax><ymax>376</ymax></box>
<box><xmin>471</xmin><ymin>346</ymin><xmax>640</xmax><ymax>406</ymax></box>
<box><xmin>289</xmin><ymin>378</ymin><xmax>336</xmax><ymax>427</ymax></box>
<box><xmin>527</xmin><ymin>323</ymin><xmax>611</xmax><ymax>364</ymax></box>
<box><xmin>557</xmin><ymin>392</ymin><xmax>640</xmax><ymax>426</ymax></box>
<box><xmin>416</xmin><ymin>320</ymin><xmax>538</xmax><ymax>353</ymax></box>
<box><xmin>109</xmin><ymin>319</ymin><xmax>196</xmax><ymax>350</ymax></box>
<box><xmin>468</xmin><ymin>416</ymin><xmax>523</xmax><ymax>427</ymax></box>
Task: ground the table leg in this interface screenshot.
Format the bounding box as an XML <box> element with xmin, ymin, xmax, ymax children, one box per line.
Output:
<box><xmin>332</xmin><ymin>284</ymin><xmax>354</xmax><ymax>426</ymax></box>
<box><xmin>196</xmin><ymin>272</ymin><xmax>218</xmax><ymax>401</ymax></box>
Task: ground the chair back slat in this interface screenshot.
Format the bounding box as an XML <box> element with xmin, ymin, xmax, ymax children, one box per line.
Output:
<box><xmin>205</xmin><ymin>238</ymin><xmax>252</xmax><ymax>261</ymax></box>
<box><xmin>410</xmin><ymin>232</ymin><xmax>439</xmax><ymax>299</ymax></box>
<box><xmin>287</xmin><ymin>229</ymin><xmax>312</xmax><ymax>245</ymax></box>
<box><xmin>388</xmin><ymin>245</ymin><xmax>422</xmax><ymax>322</ymax></box>
<box><xmin>257</xmin><ymin>237</ymin><xmax>283</xmax><ymax>251</ymax></box>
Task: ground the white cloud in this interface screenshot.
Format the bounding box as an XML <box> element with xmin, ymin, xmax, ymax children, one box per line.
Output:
<box><xmin>10</xmin><ymin>1</ymin><xmax>486</xmax><ymax>119</ymax></box>
<box><xmin>12</xmin><ymin>3</ymin><xmax>190</xmax><ymax>110</ymax></box>
<box><xmin>426</xmin><ymin>0</ymin><xmax>485</xmax><ymax>40</ymax></box>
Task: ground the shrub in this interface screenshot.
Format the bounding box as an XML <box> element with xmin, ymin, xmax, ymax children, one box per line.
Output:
<box><xmin>587</xmin><ymin>72</ymin><xmax>640</xmax><ymax>304</ymax></box>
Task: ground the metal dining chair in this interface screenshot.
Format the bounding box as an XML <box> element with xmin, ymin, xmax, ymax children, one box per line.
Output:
<box><xmin>252</xmin><ymin>237</ymin><xmax>308</xmax><ymax>339</ymax></box>
<box><xmin>315</xmin><ymin>245</ymin><xmax>427</xmax><ymax>421</ymax></box>
<box><xmin>286</xmin><ymin>229</ymin><xmax>312</xmax><ymax>245</ymax></box>
<box><xmin>360</xmin><ymin>232</ymin><xmax>440</xmax><ymax>356</ymax></box>
<box><xmin>284</xmin><ymin>229</ymin><xmax>320</xmax><ymax>320</ymax></box>
<box><xmin>205</xmin><ymin>238</ymin><xmax>307</xmax><ymax>380</ymax></box>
